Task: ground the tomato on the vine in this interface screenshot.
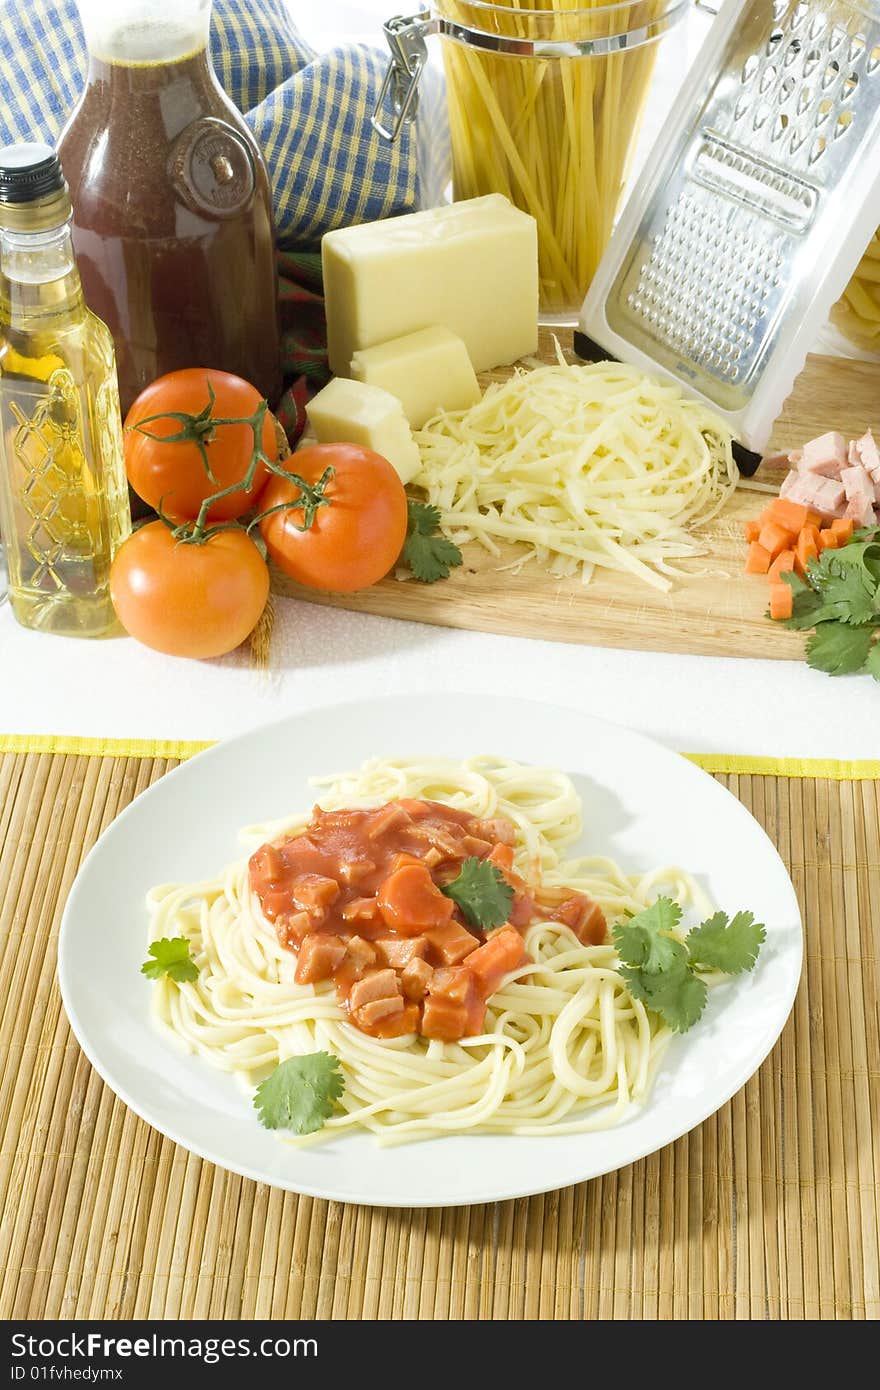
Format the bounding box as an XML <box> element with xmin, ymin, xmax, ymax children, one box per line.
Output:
<box><xmin>259</xmin><ymin>443</ymin><xmax>408</xmax><ymax>592</ymax></box>
<box><xmin>124</xmin><ymin>368</ymin><xmax>278</xmax><ymax>521</ymax></box>
<box><xmin>110</xmin><ymin>522</ymin><xmax>269</xmax><ymax>658</ymax></box>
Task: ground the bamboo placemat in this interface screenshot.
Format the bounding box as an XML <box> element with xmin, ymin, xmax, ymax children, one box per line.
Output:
<box><xmin>1</xmin><ymin>748</ymin><xmax>877</xmax><ymax>1321</ymax></box>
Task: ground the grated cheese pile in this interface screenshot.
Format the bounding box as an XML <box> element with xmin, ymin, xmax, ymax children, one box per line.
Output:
<box><xmin>412</xmin><ymin>357</ymin><xmax>738</xmax><ymax>591</ymax></box>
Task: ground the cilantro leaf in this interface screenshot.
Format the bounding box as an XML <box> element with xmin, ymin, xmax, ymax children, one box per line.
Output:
<box><xmin>866</xmin><ymin>642</ymin><xmax>880</xmax><ymax>681</ymax></box>
<box><xmin>620</xmin><ymin>962</ymin><xmax>708</xmax><ymax>1033</ymax></box>
<box><xmin>440</xmin><ymin>856</ymin><xmax>513</xmax><ymax>929</ymax></box>
<box><xmin>253</xmin><ymin>1052</ymin><xmax>345</xmax><ymax>1135</ymax></box>
<box><xmin>806</xmin><ymin>550</ymin><xmax>878</xmax><ymax>626</ymax></box>
<box><xmin>141</xmin><ymin>937</ymin><xmax>198</xmax><ymax>983</ymax></box>
<box><xmin>612</xmin><ymin>896</ymin><xmax>687</xmax><ymax>973</ymax></box>
<box><xmin>805</xmin><ymin>621</ymin><xmax>873</xmax><ymax>675</ymax></box>
<box><xmin>403</xmin><ymin>500</ymin><xmax>463</xmax><ymax>583</ymax></box>
<box><xmin>686</xmin><ymin>910</ymin><xmax>766</xmax><ymax>975</ymax></box>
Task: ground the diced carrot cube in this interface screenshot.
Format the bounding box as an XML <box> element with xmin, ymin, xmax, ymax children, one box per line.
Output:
<box><xmin>744</xmin><ymin>519</ymin><xmax>761</xmax><ymax>543</ymax></box>
<box><xmin>768</xmin><ymin>548</ymin><xmax>796</xmax><ymax>581</ymax></box>
<box><xmin>766</xmin><ymin>498</ymin><xmax>809</xmax><ymax>532</ymax></box>
<box><xmin>769</xmin><ymin>583</ymin><xmax>793</xmax><ymax>621</ymax></box>
<box><xmin>806</xmin><ymin>511</ymin><xmax>824</xmax><ymax>530</ymax></box>
<box><xmin>464</xmin><ymin>927</ymin><xmax>527</xmax><ymax>998</ymax></box>
<box><xmin>830</xmin><ymin>517</ymin><xmax>854</xmax><ymax>541</ymax></box>
<box><xmin>818</xmin><ymin>528</ymin><xmax>839</xmax><ymax>550</ymax></box>
<box><xmin>794</xmin><ymin>525</ymin><xmax>820</xmax><ymax>576</ymax></box>
<box><xmin>745</xmin><ymin>541</ymin><xmax>772</xmax><ymax>574</ymax></box>
<box><xmin>758</xmin><ymin>521</ymin><xmax>796</xmax><ymax>558</ymax></box>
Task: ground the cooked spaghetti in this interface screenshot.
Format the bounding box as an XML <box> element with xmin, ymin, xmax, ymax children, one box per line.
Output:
<box><xmin>147</xmin><ymin>756</ymin><xmax>712</xmax><ymax>1145</ymax></box>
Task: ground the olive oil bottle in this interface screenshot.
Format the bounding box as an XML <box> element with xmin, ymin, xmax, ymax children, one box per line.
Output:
<box><xmin>0</xmin><ymin>144</ymin><xmax>130</xmax><ymax>636</ymax></box>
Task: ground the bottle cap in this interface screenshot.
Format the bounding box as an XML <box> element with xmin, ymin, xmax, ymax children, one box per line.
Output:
<box><xmin>0</xmin><ymin>143</ymin><xmax>66</xmax><ymax>204</ymax></box>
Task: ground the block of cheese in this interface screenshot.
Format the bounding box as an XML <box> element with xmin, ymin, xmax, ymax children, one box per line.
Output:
<box><xmin>305</xmin><ymin>377</ymin><xmax>420</xmax><ymax>485</ymax></box>
<box><xmin>350</xmin><ymin>326</ymin><xmax>481</xmax><ymax>429</ymax></box>
<box><xmin>322</xmin><ymin>194</ymin><xmax>538</xmax><ymax>377</ymax></box>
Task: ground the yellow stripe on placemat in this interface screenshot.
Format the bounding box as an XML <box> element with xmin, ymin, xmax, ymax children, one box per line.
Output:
<box><xmin>0</xmin><ymin>733</ymin><xmax>879</xmax><ymax>779</ymax></box>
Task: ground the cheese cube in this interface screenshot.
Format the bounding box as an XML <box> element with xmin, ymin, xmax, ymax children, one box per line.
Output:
<box><xmin>305</xmin><ymin>377</ymin><xmax>420</xmax><ymax>485</ymax></box>
<box><xmin>351</xmin><ymin>326</ymin><xmax>481</xmax><ymax>429</ymax></box>
<box><xmin>322</xmin><ymin>194</ymin><xmax>538</xmax><ymax>377</ymax></box>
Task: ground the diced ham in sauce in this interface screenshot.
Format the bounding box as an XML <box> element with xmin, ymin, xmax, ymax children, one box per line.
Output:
<box><xmin>249</xmin><ymin>798</ymin><xmax>607</xmax><ymax>1042</ymax></box>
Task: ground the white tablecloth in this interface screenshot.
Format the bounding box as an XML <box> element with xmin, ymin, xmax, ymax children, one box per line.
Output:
<box><xmin>2</xmin><ymin>595</ymin><xmax>878</xmax><ymax>760</ymax></box>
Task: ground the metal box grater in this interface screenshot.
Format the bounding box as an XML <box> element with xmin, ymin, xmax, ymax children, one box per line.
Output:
<box><xmin>578</xmin><ymin>0</ymin><xmax>880</xmax><ymax>455</ymax></box>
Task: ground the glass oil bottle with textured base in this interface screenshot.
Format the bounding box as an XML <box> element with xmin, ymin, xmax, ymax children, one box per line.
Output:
<box><xmin>0</xmin><ymin>144</ymin><xmax>130</xmax><ymax>637</ymax></box>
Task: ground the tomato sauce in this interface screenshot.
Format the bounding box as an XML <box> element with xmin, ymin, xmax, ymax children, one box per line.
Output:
<box><xmin>248</xmin><ymin>798</ymin><xmax>606</xmax><ymax>1042</ymax></box>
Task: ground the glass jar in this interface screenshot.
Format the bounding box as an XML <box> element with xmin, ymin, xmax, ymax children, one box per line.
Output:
<box><xmin>57</xmin><ymin>0</ymin><xmax>281</xmax><ymax>416</ymax></box>
<box><xmin>373</xmin><ymin>0</ymin><xmax>688</xmax><ymax>321</ymax></box>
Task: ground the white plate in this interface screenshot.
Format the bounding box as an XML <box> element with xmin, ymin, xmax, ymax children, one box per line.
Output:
<box><xmin>58</xmin><ymin>694</ymin><xmax>802</xmax><ymax>1207</ymax></box>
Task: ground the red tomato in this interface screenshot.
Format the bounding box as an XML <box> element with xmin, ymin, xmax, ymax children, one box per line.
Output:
<box><xmin>110</xmin><ymin>522</ymin><xmax>269</xmax><ymax>658</ymax></box>
<box><xmin>124</xmin><ymin>368</ymin><xmax>278</xmax><ymax>521</ymax></box>
<box><xmin>259</xmin><ymin>443</ymin><xmax>407</xmax><ymax>592</ymax></box>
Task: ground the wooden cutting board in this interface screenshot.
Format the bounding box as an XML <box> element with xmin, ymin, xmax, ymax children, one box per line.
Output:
<box><xmin>271</xmin><ymin>333</ymin><xmax>880</xmax><ymax>660</ymax></box>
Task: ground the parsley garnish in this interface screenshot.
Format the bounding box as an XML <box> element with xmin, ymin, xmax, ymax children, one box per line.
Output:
<box><xmin>440</xmin><ymin>856</ymin><xmax>514</xmax><ymax>930</ymax></box>
<box><xmin>141</xmin><ymin>937</ymin><xmax>198</xmax><ymax>983</ymax></box>
<box><xmin>253</xmin><ymin>1052</ymin><xmax>345</xmax><ymax>1135</ymax></box>
<box><xmin>613</xmin><ymin>897</ymin><xmax>765</xmax><ymax>1033</ymax></box>
<box><xmin>774</xmin><ymin>529</ymin><xmax>880</xmax><ymax>677</ymax></box>
<box><xmin>403</xmin><ymin>501</ymin><xmax>463</xmax><ymax>583</ymax></box>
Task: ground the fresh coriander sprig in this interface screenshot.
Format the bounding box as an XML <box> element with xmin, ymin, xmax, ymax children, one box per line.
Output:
<box><xmin>613</xmin><ymin>897</ymin><xmax>766</xmax><ymax>1033</ymax></box>
<box><xmin>775</xmin><ymin>528</ymin><xmax>880</xmax><ymax>677</ymax></box>
<box><xmin>403</xmin><ymin>501</ymin><xmax>463</xmax><ymax>583</ymax></box>
<box><xmin>141</xmin><ymin>937</ymin><xmax>199</xmax><ymax>983</ymax></box>
<box><xmin>253</xmin><ymin>1052</ymin><xmax>345</xmax><ymax>1135</ymax></box>
<box><xmin>440</xmin><ymin>856</ymin><xmax>514</xmax><ymax>930</ymax></box>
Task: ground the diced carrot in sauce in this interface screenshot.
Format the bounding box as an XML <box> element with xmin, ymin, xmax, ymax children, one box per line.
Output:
<box><xmin>376</xmin><ymin>863</ymin><xmax>455</xmax><ymax>934</ymax></box>
<box><xmin>768</xmin><ymin>548</ymin><xmax>796</xmax><ymax>581</ymax></box>
<box><xmin>758</xmin><ymin>520</ymin><xmax>795</xmax><ymax>558</ymax></box>
<box><xmin>745</xmin><ymin>542</ymin><xmax>772</xmax><ymax>574</ymax></box>
<box><xmin>421</xmin><ymin>993</ymin><xmax>469</xmax><ymax>1041</ymax></box>
<box><xmin>769</xmin><ymin>584</ymin><xmax>793</xmax><ymax>621</ymax></box>
<box><xmin>464</xmin><ymin>928</ymin><xmax>527</xmax><ymax>997</ymax></box>
<box><xmin>818</xmin><ymin>528</ymin><xmax>839</xmax><ymax>550</ymax></box>
<box><xmin>744</xmin><ymin>519</ymin><xmax>761</xmax><ymax>543</ymax></box>
<box><xmin>765</xmin><ymin>498</ymin><xmax>809</xmax><ymax>532</ymax></box>
<box><xmin>831</xmin><ymin>517</ymin><xmax>854</xmax><ymax>541</ymax></box>
<box><xmin>425</xmin><ymin>920</ymin><xmax>480</xmax><ymax>965</ymax></box>
<box><xmin>794</xmin><ymin>525</ymin><xmax>820</xmax><ymax>576</ymax></box>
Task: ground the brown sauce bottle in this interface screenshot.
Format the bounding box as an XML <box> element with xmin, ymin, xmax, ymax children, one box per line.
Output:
<box><xmin>57</xmin><ymin>11</ymin><xmax>281</xmax><ymax>418</ymax></box>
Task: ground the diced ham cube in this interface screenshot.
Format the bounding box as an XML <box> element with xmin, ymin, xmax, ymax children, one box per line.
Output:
<box><xmin>429</xmin><ymin>966</ymin><xmax>475</xmax><ymax>1003</ymax></box>
<box><xmin>279</xmin><ymin>911</ymin><xmax>312</xmax><ymax>948</ymax></box>
<box><xmin>345</xmin><ymin>935</ymin><xmax>378</xmax><ymax>975</ymax></box>
<box><xmin>856</xmin><ymin>429</ymin><xmax>880</xmax><ymax>479</ymax></box>
<box><xmin>779</xmin><ymin>470</ymin><xmax>798</xmax><ymax>498</ymax></box>
<box><xmin>781</xmin><ymin>474</ymin><xmax>846</xmax><ymax>517</ymax></box>
<box><xmin>341</xmin><ymin>896</ymin><xmax>380</xmax><ymax>926</ymax></box>
<box><xmin>348</xmin><ymin>967</ymin><xmax>400</xmax><ymax>1012</ymax></box>
<box><xmin>401</xmin><ymin>956</ymin><xmax>434</xmax><ymax>1001</ymax></box>
<box><xmin>366</xmin><ymin>802</ymin><xmax>412</xmax><ymax>839</ymax></box>
<box><xmin>338</xmin><ymin>857</ymin><xmax>376</xmax><ymax>886</ymax></box>
<box><xmin>849</xmin><ymin>440</ymin><xmax>861</xmax><ymax>467</ymax></box>
<box><xmin>841</xmin><ymin>464</ymin><xmax>874</xmax><ymax>504</ymax></box>
<box><xmin>355</xmin><ymin>996</ymin><xmax>405</xmax><ymax>1028</ymax></box>
<box><xmin>473</xmin><ymin>816</ymin><xmax>517</xmax><ymax>846</ymax></box>
<box><xmin>845</xmin><ymin>495</ymin><xmax>875</xmax><ymax>527</ymax></box>
<box><xmin>373</xmin><ymin>935</ymin><xmax>428</xmax><ymax>969</ymax></box>
<box><xmin>425</xmin><ymin>921</ymin><xmax>481</xmax><ymax>964</ymax></box>
<box><xmin>799</xmin><ymin>431</ymin><xmax>848</xmax><ymax>478</ymax></box>
<box><xmin>294</xmin><ymin>933</ymin><xmax>346</xmax><ymax>985</ymax></box>
<box><xmin>788</xmin><ymin>449</ymin><xmax>802</xmax><ymax>465</ymax></box>
<box><xmin>291</xmin><ymin>873</ymin><xmax>339</xmax><ymax>910</ymax></box>
<box><xmin>761</xmin><ymin>452</ymin><xmax>793</xmax><ymax>469</ymax></box>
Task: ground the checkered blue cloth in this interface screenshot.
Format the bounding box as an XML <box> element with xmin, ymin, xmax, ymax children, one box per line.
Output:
<box><xmin>0</xmin><ymin>0</ymin><xmax>448</xmax><ymax>247</ymax></box>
